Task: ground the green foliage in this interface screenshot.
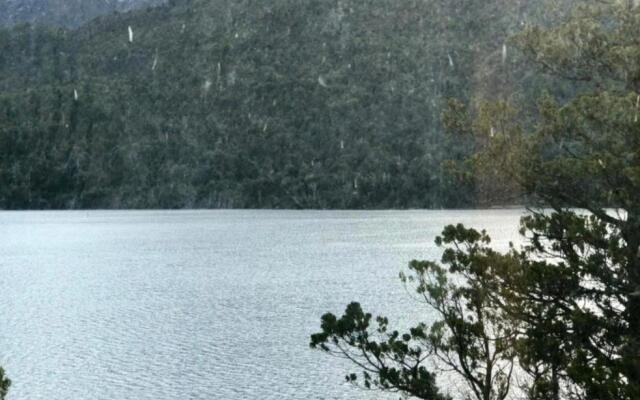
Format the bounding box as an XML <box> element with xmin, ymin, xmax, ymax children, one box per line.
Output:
<box><xmin>313</xmin><ymin>2</ymin><xmax>640</xmax><ymax>399</ymax></box>
<box><xmin>0</xmin><ymin>367</ymin><xmax>10</xmax><ymax>400</ymax></box>
<box><xmin>479</xmin><ymin>5</ymin><xmax>640</xmax><ymax>396</ymax></box>
<box><xmin>311</xmin><ymin>225</ymin><xmax>519</xmax><ymax>400</ymax></box>
<box><xmin>310</xmin><ymin>302</ymin><xmax>449</xmax><ymax>400</ymax></box>
<box><xmin>0</xmin><ymin>0</ymin><xmax>549</xmax><ymax>209</ymax></box>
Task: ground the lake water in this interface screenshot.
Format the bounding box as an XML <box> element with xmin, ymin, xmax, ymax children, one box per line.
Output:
<box><xmin>0</xmin><ymin>210</ymin><xmax>523</xmax><ymax>400</ymax></box>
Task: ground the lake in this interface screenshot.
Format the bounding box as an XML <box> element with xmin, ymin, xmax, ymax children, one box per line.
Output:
<box><xmin>0</xmin><ymin>210</ymin><xmax>523</xmax><ymax>400</ymax></box>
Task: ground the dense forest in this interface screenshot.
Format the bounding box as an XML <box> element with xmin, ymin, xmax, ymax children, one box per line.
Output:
<box><xmin>0</xmin><ymin>0</ymin><xmax>572</xmax><ymax>209</ymax></box>
<box><xmin>0</xmin><ymin>0</ymin><xmax>165</xmax><ymax>28</ymax></box>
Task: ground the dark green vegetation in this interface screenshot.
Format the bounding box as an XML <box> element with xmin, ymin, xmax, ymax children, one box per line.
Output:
<box><xmin>0</xmin><ymin>0</ymin><xmax>165</xmax><ymax>28</ymax></box>
<box><xmin>0</xmin><ymin>367</ymin><xmax>9</xmax><ymax>400</ymax></box>
<box><xmin>0</xmin><ymin>0</ymin><xmax>560</xmax><ymax>209</ymax></box>
<box><xmin>312</xmin><ymin>1</ymin><xmax>640</xmax><ymax>399</ymax></box>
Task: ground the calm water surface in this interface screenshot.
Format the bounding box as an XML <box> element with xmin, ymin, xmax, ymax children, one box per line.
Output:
<box><xmin>0</xmin><ymin>210</ymin><xmax>523</xmax><ymax>400</ymax></box>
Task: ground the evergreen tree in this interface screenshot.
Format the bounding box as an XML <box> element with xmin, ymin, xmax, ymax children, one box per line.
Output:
<box><xmin>312</xmin><ymin>2</ymin><xmax>640</xmax><ymax>399</ymax></box>
<box><xmin>0</xmin><ymin>367</ymin><xmax>10</xmax><ymax>400</ymax></box>
<box><xmin>311</xmin><ymin>225</ymin><xmax>519</xmax><ymax>400</ymax></box>
<box><xmin>489</xmin><ymin>2</ymin><xmax>640</xmax><ymax>398</ymax></box>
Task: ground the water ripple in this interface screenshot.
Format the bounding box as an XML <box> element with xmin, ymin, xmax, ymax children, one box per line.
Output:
<box><xmin>0</xmin><ymin>210</ymin><xmax>522</xmax><ymax>400</ymax></box>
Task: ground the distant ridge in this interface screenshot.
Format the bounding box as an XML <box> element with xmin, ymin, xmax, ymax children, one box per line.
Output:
<box><xmin>0</xmin><ymin>0</ymin><xmax>571</xmax><ymax>209</ymax></box>
<box><xmin>0</xmin><ymin>0</ymin><xmax>165</xmax><ymax>28</ymax></box>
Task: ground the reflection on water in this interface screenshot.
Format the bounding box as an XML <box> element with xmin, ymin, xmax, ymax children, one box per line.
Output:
<box><xmin>0</xmin><ymin>210</ymin><xmax>522</xmax><ymax>400</ymax></box>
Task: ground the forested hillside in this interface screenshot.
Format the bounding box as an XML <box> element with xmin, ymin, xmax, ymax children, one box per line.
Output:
<box><xmin>0</xmin><ymin>0</ymin><xmax>567</xmax><ymax>209</ymax></box>
<box><xmin>0</xmin><ymin>0</ymin><xmax>165</xmax><ymax>28</ymax></box>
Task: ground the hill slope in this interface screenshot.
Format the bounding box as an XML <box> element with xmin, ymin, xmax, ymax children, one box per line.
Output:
<box><xmin>0</xmin><ymin>0</ymin><xmax>552</xmax><ymax>209</ymax></box>
<box><xmin>0</xmin><ymin>0</ymin><xmax>165</xmax><ymax>28</ymax></box>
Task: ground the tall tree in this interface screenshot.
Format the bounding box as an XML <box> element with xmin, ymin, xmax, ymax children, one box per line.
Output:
<box><xmin>443</xmin><ymin>1</ymin><xmax>640</xmax><ymax>398</ymax></box>
<box><xmin>313</xmin><ymin>1</ymin><xmax>640</xmax><ymax>399</ymax></box>
<box><xmin>311</xmin><ymin>225</ymin><xmax>520</xmax><ymax>400</ymax></box>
